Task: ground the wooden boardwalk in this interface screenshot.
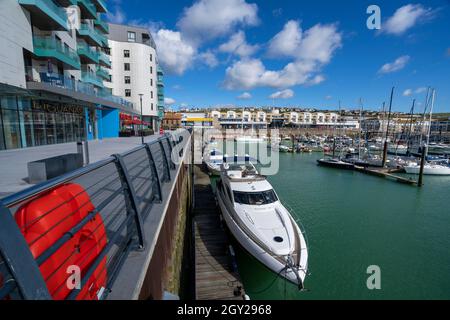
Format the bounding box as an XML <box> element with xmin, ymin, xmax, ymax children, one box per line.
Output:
<box><xmin>193</xmin><ymin>165</ymin><xmax>245</xmax><ymax>300</ymax></box>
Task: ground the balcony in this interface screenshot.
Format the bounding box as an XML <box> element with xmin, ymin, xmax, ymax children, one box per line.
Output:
<box><xmin>33</xmin><ymin>36</ymin><xmax>80</xmax><ymax>69</ymax></box>
<box><xmin>77</xmin><ymin>0</ymin><xmax>97</xmax><ymax>19</ymax></box>
<box><xmin>19</xmin><ymin>0</ymin><xmax>69</xmax><ymax>31</ymax></box>
<box><xmin>25</xmin><ymin>71</ymin><xmax>134</xmax><ymax>110</ymax></box>
<box><xmin>77</xmin><ymin>41</ymin><xmax>99</xmax><ymax>64</ymax></box>
<box><xmin>78</xmin><ymin>23</ymin><xmax>104</xmax><ymax>47</ymax></box>
<box><xmin>96</xmin><ymin>66</ymin><xmax>110</xmax><ymax>80</ymax></box>
<box><xmin>92</xmin><ymin>0</ymin><xmax>107</xmax><ymax>13</ymax></box>
<box><xmin>94</xmin><ymin>17</ymin><xmax>109</xmax><ymax>33</ymax></box>
<box><xmin>98</xmin><ymin>52</ymin><xmax>111</xmax><ymax>67</ymax></box>
<box><xmin>81</xmin><ymin>71</ymin><xmax>104</xmax><ymax>87</ymax></box>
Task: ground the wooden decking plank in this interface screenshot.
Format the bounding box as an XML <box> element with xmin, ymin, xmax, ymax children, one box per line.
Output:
<box><xmin>194</xmin><ymin>164</ymin><xmax>245</xmax><ymax>300</ymax></box>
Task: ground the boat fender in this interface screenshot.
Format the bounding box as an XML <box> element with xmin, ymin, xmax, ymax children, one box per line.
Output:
<box><xmin>15</xmin><ymin>183</ymin><xmax>107</xmax><ymax>300</ymax></box>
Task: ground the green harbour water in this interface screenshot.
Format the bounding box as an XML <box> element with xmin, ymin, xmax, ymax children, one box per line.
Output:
<box><xmin>212</xmin><ymin>144</ymin><xmax>450</xmax><ymax>300</ymax></box>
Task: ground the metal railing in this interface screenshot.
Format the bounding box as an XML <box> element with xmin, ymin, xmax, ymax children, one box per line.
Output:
<box><xmin>25</xmin><ymin>68</ymin><xmax>134</xmax><ymax>110</ymax></box>
<box><xmin>0</xmin><ymin>132</ymin><xmax>188</xmax><ymax>300</ymax></box>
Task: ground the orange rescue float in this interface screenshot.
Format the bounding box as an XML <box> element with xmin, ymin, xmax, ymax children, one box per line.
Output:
<box><xmin>15</xmin><ymin>183</ymin><xmax>107</xmax><ymax>300</ymax></box>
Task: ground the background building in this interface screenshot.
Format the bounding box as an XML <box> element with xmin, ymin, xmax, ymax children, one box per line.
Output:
<box><xmin>162</xmin><ymin>111</ymin><xmax>182</xmax><ymax>130</ymax></box>
<box><xmin>156</xmin><ymin>66</ymin><xmax>165</xmax><ymax>131</ymax></box>
<box><xmin>0</xmin><ymin>0</ymin><xmax>135</xmax><ymax>150</ymax></box>
<box><xmin>106</xmin><ymin>23</ymin><xmax>160</xmax><ymax>131</ymax></box>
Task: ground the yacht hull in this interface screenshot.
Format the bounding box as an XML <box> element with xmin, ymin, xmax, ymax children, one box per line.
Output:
<box><xmin>317</xmin><ymin>159</ymin><xmax>355</xmax><ymax>170</ymax></box>
<box><xmin>404</xmin><ymin>165</ymin><xmax>450</xmax><ymax>175</ymax></box>
<box><xmin>216</xmin><ymin>189</ymin><xmax>308</xmax><ymax>286</ymax></box>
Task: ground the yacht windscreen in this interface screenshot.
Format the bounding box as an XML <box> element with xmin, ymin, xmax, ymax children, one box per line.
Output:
<box><xmin>233</xmin><ymin>190</ymin><xmax>278</xmax><ymax>205</ymax></box>
<box><xmin>228</xmin><ymin>164</ymin><xmax>257</xmax><ymax>173</ymax></box>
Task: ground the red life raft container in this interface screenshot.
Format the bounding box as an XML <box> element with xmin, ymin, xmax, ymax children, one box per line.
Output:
<box><xmin>15</xmin><ymin>183</ymin><xmax>107</xmax><ymax>300</ymax></box>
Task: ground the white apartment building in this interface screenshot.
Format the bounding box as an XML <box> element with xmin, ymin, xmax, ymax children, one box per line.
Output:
<box><xmin>106</xmin><ymin>23</ymin><xmax>159</xmax><ymax>129</ymax></box>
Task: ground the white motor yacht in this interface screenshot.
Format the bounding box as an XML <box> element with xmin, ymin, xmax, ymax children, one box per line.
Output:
<box><xmin>404</xmin><ymin>163</ymin><xmax>450</xmax><ymax>175</ymax></box>
<box><xmin>215</xmin><ymin>159</ymin><xmax>309</xmax><ymax>288</ymax></box>
<box><xmin>204</xmin><ymin>149</ymin><xmax>224</xmax><ymax>176</ymax></box>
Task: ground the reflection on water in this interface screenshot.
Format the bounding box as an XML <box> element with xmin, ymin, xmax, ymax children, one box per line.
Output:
<box><xmin>210</xmin><ymin>142</ymin><xmax>450</xmax><ymax>300</ymax></box>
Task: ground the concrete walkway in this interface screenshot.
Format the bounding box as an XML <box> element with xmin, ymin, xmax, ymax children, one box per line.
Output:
<box><xmin>0</xmin><ymin>136</ymin><xmax>160</xmax><ymax>198</ymax></box>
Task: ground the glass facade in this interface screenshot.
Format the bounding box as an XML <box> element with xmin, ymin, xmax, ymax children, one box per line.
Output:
<box><xmin>0</xmin><ymin>96</ymin><xmax>86</xmax><ymax>150</ymax></box>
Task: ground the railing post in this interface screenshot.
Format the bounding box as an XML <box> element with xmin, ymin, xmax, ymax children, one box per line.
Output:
<box><xmin>158</xmin><ymin>139</ymin><xmax>171</xmax><ymax>181</ymax></box>
<box><xmin>144</xmin><ymin>143</ymin><xmax>163</xmax><ymax>203</ymax></box>
<box><xmin>113</xmin><ymin>154</ymin><xmax>145</xmax><ymax>249</ymax></box>
<box><xmin>164</xmin><ymin>135</ymin><xmax>176</xmax><ymax>170</ymax></box>
<box><xmin>0</xmin><ymin>203</ymin><xmax>51</xmax><ymax>300</ymax></box>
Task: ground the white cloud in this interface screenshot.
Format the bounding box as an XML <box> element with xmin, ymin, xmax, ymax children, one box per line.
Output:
<box><xmin>106</xmin><ymin>0</ymin><xmax>126</xmax><ymax>24</ymax></box>
<box><xmin>198</xmin><ymin>50</ymin><xmax>219</xmax><ymax>68</ymax></box>
<box><xmin>224</xmin><ymin>58</ymin><xmax>328</xmax><ymax>90</ymax></box>
<box><xmin>177</xmin><ymin>0</ymin><xmax>259</xmax><ymax>46</ymax></box>
<box><xmin>267</xmin><ymin>20</ymin><xmax>302</xmax><ymax>58</ymax></box>
<box><xmin>378</xmin><ymin>55</ymin><xmax>410</xmax><ymax>74</ymax></box>
<box><xmin>267</xmin><ymin>21</ymin><xmax>342</xmax><ymax>64</ymax></box>
<box><xmin>224</xmin><ymin>22</ymin><xmax>341</xmax><ymax>90</ymax></box>
<box><xmin>415</xmin><ymin>87</ymin><xmax>427</xmax><ymax>94</ymax></box>
<box><xmin>403</xmin><ymin>89</ymin><xmax>413</xmax><ymax>97</ymax></box>
<box><xmin>269</xmin><ymin>89</ymin><xmax>294</xmax><ymax>99</ymax></box>
<box><xmin>383</xmin><ymin>4</ymin><xmax>433</xmax><ymax>35</ymax></box>
<box><xmin>237</xmin><ymin>92</ymin><xmax>252</xmax><ymax>100</ymax></box>
<box><xmin>297</xmin><ymin>23</ymin><xmax>342</xmax><ymax>64</ymax></box>
<box><xmin>219</xmin><ymin>31</ymin><xmax>259</xmax><ymax>57</ymax></box>
<box><xmin>164</xmin><ymin>97</ymin><xmax>176</xmax><ymax>105</ymax></box>
<box><xmin>325</xmin><ymin>95</ymin><xmax>333</xmax><ymax>100</ymax></box>
<box><xmin>404</xmin><ymin>87</ymin><xmax>428</xmax><ymax>96</ymax></box>
<box><xmin>153</xmin><ymin>29</ymin><xmax>196</xmax><ymax>75</ymax></box>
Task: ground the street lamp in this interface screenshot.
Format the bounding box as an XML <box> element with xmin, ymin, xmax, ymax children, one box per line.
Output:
<box><xmin>139</xmin><ymin>94</ymin><xmax>144</xmax><ymax>144</ymax></box>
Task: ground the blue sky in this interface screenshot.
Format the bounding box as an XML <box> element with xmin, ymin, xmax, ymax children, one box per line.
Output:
<box><xmin>106</xmin><ymin>0</ymin><xmax>450</xmax><ymax>113</ymax></box>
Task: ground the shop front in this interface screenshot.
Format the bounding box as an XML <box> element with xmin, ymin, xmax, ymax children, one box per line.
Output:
<box><xmin>0</xmin><ymin>96</ymin><xmax>86</xmax><ymax>150</ymax></box>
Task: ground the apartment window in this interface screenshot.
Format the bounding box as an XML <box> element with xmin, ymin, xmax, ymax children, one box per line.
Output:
<box><xmin>125</xmin><ymin>76</ymin><xmax>131</xmax><ymax>84</ymax></box>
<box><xmin>124</xmin><ymin>63</ymin><xmax>130</xmax><ymax>71</ymax></box>
<box><xmin>124</xmin><ymin>50</ymin><xmax>130</xmax><ymax>58</ymax></box>
<box><xmin>150</xmin><ymin>54</ymin><xmax>153</xmax><ymax>62</ymax></box>
<box><xmin>151</xmin><ymin>91</ymin><xmax>153</xmax><ymax>99</ymax></box>
<box><xmin>125</xmin><ymin>89</ymin><xmax>131</xmax><ymax>97</ymax></box>
<box><xmin>151</xmin><ymin>103</ymin><xmax>154</xmax><ymax>111</ymax></box>
<box><xmin>150</xmin><ymin>66</ymin><xmax>153</xmax><ymax>74</ymax></box>
<box><xmin>150</xmin><ymin>79</ymin><xmax>153</xmax><ymax>86</ymax></box>
<box><xmin>127</xmin><ymin>31</ymin><xmax>136</xmax><ymax>42</ymax></box>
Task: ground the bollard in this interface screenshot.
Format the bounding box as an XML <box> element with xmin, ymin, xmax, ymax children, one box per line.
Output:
<box><xmin>84</xmin><ymin>140</ymin><xmax>90</xmax><ymax>165</ymax></box>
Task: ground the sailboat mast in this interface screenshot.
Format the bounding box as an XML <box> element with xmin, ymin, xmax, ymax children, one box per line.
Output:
<box><xmin>425</xmin><ymin>89</ymin><xmax>436</xmax><ymax>157</ymax></box>
<box><xmin>358</xmin><ymin>98</ymin><xmax>363</xmax><ymax>160</ymax></box>
<box><xmin>382</xmin><ymin>87</ymin><xmax>395</xmax><ymax>167</ymax></box>
<box><xmin>406</xmin><ymin>99</ymin><xmax>416</xmax><ymax>154</ymax></box>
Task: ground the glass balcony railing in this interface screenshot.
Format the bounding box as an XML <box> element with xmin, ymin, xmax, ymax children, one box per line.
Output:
<box><xmin>79</xmin><ymin>23</ymin><xmax>104</xmax><ymax>47</ymax></box>
<box><xmin>33</xmin><ymin>36</ymin><xmax>81</xmax><ymax>69</ymax></box>
<box><xmin>96</xmin><ymin>66</ymin><xmax>110</xmax><ymax>79</ymax></box>
<box><xmin>98</xmin><ymin>52</ymin><xmax>111</xmax><ymax>67</ymax></box>
<box><xmin>25</xmin><ymin>70</ymin><xmax>134</xmax><ymax>109</ymax></box>
<box><xmin>94</xmin><ymin>17</ymin><xmax>109</xmax><ymax>33</ymax></box>
<box><xmin>93</xmin><ymin>0</ymin><xmax>107</xmax><ymax>12</ymax></box>
<box><xmin>77</xmin><ymin>0</ymin><xmax>97</xmax><ymax>19</ymax></box>
<box><xmin>81</xmin><ymin>71</ymin><xmax>104</xmax><ymax>87</ymax></box>
<box><xmin>77</xmin><ymin>41</ymin><xmax>99</xmax><ymax>63</ymax></box>
<box><xmin>19</xmin><ymin>0</ymin><xmax>69</xmax><ymax>31</ymax></box>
